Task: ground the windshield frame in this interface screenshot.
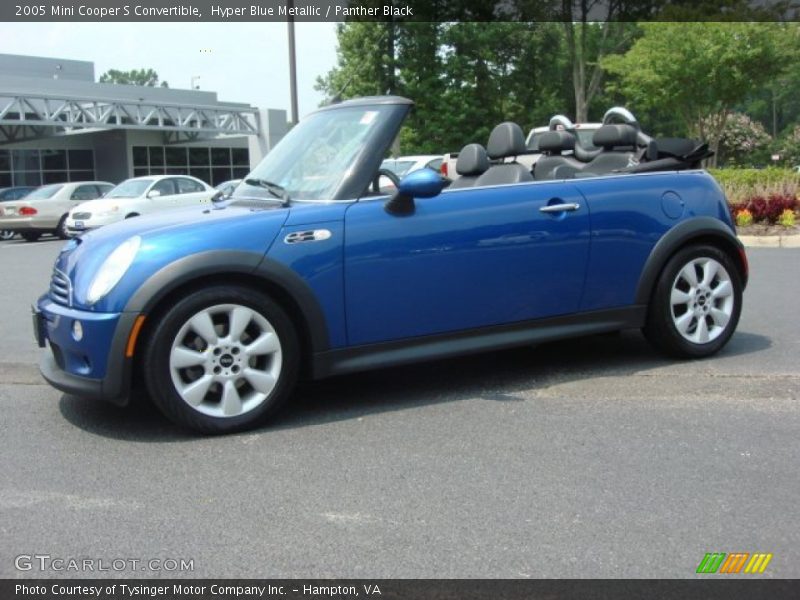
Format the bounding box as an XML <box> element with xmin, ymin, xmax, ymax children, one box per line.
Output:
<box><xmin>231</xmin><ymin>97</ymin><xmax>412</xmax><ymax>204</ymax></box>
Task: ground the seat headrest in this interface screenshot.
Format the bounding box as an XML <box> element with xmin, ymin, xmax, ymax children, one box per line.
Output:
<box><xmin>593</xmin><ymin>124</ymin><xmax>639</xmax><ymax>149</ymax></box>
<box><xmin>538</xmin><ymin>131</ymin><xmax>576</xmax><ymax>154</ymax></box>
<box><xmin>456</xmin><ymin>143</ymin><xmax>490</xmax><ymax>176</ymax></box>
<box><xmin>487</xmin><ymin>122</ymin><xmax>527</xmax><ymax>159</ymax></box>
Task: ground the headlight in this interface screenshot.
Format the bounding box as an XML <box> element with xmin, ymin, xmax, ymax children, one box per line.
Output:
<box><xmin>96</xmin><ymin>205</ymin><xmax>120</xmax><ymax>217</ymax></box>
<box><xmin>86</xmin><ymin>236</ymin><xmax>141</xmax><ymax>305</ymax></box>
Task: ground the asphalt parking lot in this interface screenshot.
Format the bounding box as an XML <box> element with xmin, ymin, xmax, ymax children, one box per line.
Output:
<box><xmin>0</xmin><ymin>235</ymin><xmax>798</xmax><ymax>578</ymax></box>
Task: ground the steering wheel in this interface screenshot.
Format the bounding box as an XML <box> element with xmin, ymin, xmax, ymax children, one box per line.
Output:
<box><xmin>371</xmin><ymin>168</ymin><xmax>401</xmax><ymax>194</ymax></box>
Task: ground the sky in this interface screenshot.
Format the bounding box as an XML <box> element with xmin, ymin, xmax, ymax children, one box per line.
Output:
<box><xmin>0</xmin><ymin>22</ymin><xmax>340</xmax><ymax>118</ymax></box>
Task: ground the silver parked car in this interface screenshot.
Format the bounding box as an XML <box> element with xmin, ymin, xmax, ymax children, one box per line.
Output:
<box><xmin>0</xmin><ymin>186</ymin><xmax>37</xmax><ymax>240</ymax></box>
<box><xmin>0</xmin><ymin>181</ymin><xmax>113</xmax><ymax>241</ymax></box>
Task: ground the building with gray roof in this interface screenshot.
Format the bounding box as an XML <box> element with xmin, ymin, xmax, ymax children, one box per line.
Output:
<box><xmin>0</xmin><ymin>53</ymin><xmax>287</xmax><ymax>187</ymax></box>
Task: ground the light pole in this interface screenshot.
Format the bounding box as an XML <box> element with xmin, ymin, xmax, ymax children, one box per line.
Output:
<box><xmin>287</xmin><ymin>0</ymin><xmax>299</xmax><ymax>124</ymax></box>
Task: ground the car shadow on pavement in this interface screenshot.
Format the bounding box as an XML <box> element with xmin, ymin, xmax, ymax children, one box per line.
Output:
<box><xmin>57</xmin><ymin>329</ymin><xmax>772</xmax><ymax>443</ymax></box>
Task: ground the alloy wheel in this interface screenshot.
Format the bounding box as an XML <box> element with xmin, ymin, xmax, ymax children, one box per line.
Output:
<box><xmin>669</xmin><ymin>257</ymin><xmax>734</xmax><ymax>344</ymax></box>
<box><xmin>168</xmin><ymin>303</ymin><xmax>283</xmax><ymax>418</ymax></box>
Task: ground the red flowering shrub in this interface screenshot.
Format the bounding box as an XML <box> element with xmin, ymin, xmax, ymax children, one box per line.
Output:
<box><xmin>729</xmin><ymin>193</ymin><xmax>798</xmax><ymax>225</ymax></box>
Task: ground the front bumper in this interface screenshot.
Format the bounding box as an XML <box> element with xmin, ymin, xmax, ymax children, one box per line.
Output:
<box><xmin>34</xmin><ymin>297</ymin><xmax>140</xmax><ymax>406</ymax></box>
<box><xmin>67</xmin><ymin>214</ymin><xmax>120</xmax><ymax>234</ymax></box>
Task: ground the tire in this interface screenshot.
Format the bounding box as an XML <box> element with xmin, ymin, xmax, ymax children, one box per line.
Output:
<box><xmin>643</xmin><ymin>244</ymin><xmax>742</xmax><ymax>358</ymax></box>
<box><xmin>141</xmin><ymin>285</ymin><xmax>300</xmax><ymax>434</ymax></box>
<box><xmin>0</xmin><ymin>230</ymin><xmax>15</xmax><ymax>241</ymax></box>
<box><xmin>21</xmin><ymin>232</ymin><xmax>41</xmax><ymax>242</ymax></box>
<box><xmin>56</xmin><ymin>215</ymin><xmax>69</xmax><ymax>240</ymax></box>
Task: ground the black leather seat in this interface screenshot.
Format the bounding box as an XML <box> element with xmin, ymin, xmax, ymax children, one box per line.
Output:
<box><xmin>449</xmin><ymin>143</ymin><xmax>490</xmax><ymax>189</ymax></box>
<box><xmin>579</xmin><ymin>124</ymin><xmax>639</xmax><ymax>176</ymax></box>
<box><xmin>473</xmin><ymin>122</ymin><xmax>534</xmax><ymax>187</ymax></box>
<box><xmin>533</xmin><ymin>130</ymin><xmax>585</xmax><ymax>180</ymax></box>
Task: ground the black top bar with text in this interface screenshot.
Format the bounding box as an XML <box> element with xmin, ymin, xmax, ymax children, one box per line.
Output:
<box><xmin>3</xmin><ymin>0</ymin><xmax>800</xmax><ymax>22</ymax></box>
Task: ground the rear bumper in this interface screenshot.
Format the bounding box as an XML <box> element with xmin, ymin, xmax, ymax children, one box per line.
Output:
<box><xmin>34</xmin><ymin>298</ymin><xmax>139</xmax><ymax>406</ymax></box>
<box><xmin>0</xmin><ymin>217</ymin><xmax>57</xmax><ymax>231</ymax></box>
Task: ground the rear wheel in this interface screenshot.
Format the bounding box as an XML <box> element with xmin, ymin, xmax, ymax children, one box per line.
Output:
<box><xmin>643</xmin><ymin>244</ymin><xmax>742</xmax><ymax>358</ymax></box>
<box><xmin>21</xmin><ymin>232</ymin><xmax>41</xmax><ymax>242</ymax></box>
<box><xmin>142</xmin><ymin>285</ymin><xmax>300</xmax><ymax>434</ymax></box>
<box><xmin>0</xmin><ymin>230</ymin><xmax>15</xmax><ymax>241</ymax></box>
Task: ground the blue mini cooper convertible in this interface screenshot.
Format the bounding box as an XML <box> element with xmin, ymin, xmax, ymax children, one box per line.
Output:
<box><xmin>34</xmin><ymin>97</ymin><xmax>747</xmax><ymax>433</ymax></box>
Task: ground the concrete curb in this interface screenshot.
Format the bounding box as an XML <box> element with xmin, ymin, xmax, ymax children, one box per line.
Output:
<box><xmin>738</xmin><ymin>235</ymin><xmax>800</xmax><ymax>248</ymax></box>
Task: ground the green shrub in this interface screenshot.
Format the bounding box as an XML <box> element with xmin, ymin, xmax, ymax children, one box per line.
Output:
<box><xmin>735</xmin><ymin>208</ymin><xmax>754</xmax><ymax>227</ymax></box>
<box><xmin>778</xmin><ymin>208</ymin><xmax>797</xmax><ymax>228</ymax></box>
<box><xmin>709</xmin><ymin>167</ymin><xmax>800</xmax><ymax>204</ymax></box>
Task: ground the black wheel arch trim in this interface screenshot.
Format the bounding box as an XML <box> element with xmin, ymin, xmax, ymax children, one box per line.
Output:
<box><xmin>123</xmin><ymin>251</ymin><xmax>330</xmax><ymax>353</ymax></box>
<box><xmin>635</xmin><ymin>217</ymin><xmax>747</xmax><ymax>305</ymax></box>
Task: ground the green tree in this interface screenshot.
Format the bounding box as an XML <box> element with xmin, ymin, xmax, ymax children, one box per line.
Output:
<box><xmin>314</xmin><ymin>23</ymin><xmax>399</xmax><ymax>101</ymax></box>
<box><xmin>99</xmin><ymin>68</ymin><xmax>169</xmax><ymax>88</ymax></box>
<box><xmin>603</xmin><ymin>23</ymin><xmax>782</xmax><ymax>165</ymax></box>
<box><xmin>438</xmin><ymin>22</ymin><xmax>569</xmax><ymax>151</ymax></box>
<box><xmin>316</xmin><ymin>22</ymin><xmax>573</xmax><ymax>154</ymax></box>
<box><xmin>737</xmin><ymin>24</ymin><xmax>800</xmax><ymax>138</ymax></box>
<box><xmin>561</xmin><ymin>20</ymin><xmax>641</xmax><ymax>123</ymax></box>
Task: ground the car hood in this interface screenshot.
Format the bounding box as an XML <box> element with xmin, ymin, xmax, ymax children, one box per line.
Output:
<box><xmin>70</xmin><ymin>198</ymin><xmax>128</xmax><ymax>214</ymax></box>
<box><xmin>55</xmin><ymin>202</ymin><xmax>296</xmax><ymax>311</ymax></box>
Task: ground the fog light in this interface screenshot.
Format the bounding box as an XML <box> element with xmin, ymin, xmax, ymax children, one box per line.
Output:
<box><xmin>72</xmin><ymin>320</ymin><xmax>83</xmax><ymax>341</ymax></box>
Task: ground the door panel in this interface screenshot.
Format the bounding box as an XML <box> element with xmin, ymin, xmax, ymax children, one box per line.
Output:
<box><xmin>343</xmin><ymin>182</ymin><xmax>591</xmax><ymax>346</ymax></box>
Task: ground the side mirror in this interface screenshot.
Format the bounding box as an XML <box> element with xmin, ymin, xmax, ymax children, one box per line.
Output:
<box><xmin>147</xmin><ymin>190</ymin><xmax>161</xmax><ymax>199</ymax></box>
<box><xmin>385</xmin><ymin>169</ymin><xmax>447</xmax><ymax>216</ymax></box>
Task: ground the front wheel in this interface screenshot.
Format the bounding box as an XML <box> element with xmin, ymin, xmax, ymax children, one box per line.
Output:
<box><xmin>643</xmin><ymin>245</ymin><xmax>742</xmax><ymax>358</ymax></box>
<box><xmin>141</xmin><ymin>286</ymin><xmax>300</xmax><ymax>434</ymax></box>
<box><xmin>0</xmin><ymin>230</ymin><xmax>15</xmax><ymax>241</ymax></box>
<box><xmin>56</xmin><ymin>215</ymin><xmax>69</xmax><ymax>240</ymax></box>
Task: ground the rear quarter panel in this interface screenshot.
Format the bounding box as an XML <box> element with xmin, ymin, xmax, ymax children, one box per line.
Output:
<box><xmin>574</xmin><ymin>170</ymin><xmax>732</xmax><ymax>311</ymax></box>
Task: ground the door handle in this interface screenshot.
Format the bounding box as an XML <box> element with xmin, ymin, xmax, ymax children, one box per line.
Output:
<box><xmin>540</xmin><ymin>202</ymin><xmax>580</xmax><ymax>213</ymax></box>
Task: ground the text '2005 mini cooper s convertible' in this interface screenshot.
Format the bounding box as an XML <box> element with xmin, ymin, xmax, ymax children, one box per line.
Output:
<box><xmin>34</xmin><ymin>97</ymin><xmax>747</xmax><ymax>433</ymax></box>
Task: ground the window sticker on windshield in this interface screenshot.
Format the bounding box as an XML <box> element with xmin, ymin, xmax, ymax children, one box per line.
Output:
<box><xmin>360</xmin><ymin>111</ymin><xmax>378</xmax><ymax>125</ymax></box>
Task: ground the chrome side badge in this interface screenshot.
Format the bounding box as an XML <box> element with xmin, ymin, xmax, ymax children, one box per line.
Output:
<box><xmin>284</xmin><ymin>229</ymin><xmax>332</xmax><ymax>244</ymax></box>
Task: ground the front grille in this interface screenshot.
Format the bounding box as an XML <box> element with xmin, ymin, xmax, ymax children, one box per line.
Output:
<box><xmin>71</xmin><ymin>212</ymin><xmax>91</xmax><ymax>220</ymax></box>
<box><xmin>49</xmin><ymin>267</ymin><xmax>72</xmax><ymax>307</ymax></box>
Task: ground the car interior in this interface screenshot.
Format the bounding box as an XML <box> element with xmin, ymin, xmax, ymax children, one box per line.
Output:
<box><xmin>448</xmin><ymin>107</ymin><xmax>713</xmax><ymax>188</ymax></box>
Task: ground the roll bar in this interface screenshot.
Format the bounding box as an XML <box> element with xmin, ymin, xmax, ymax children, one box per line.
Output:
<box><xmin>548</xmin><ymin>114</ymin><xmax>576</xmax><ymax>131</ymax></box>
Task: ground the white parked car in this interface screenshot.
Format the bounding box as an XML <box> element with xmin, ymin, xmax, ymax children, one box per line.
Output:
<box><xmin>66</xmin><ymin>175</ymin><xmax>215</xmax><ymax>235</ymax></box>
<box><xmin>0</xmin><ymin>181</ymin><xmax>114</xmax><ymax>241</ymax></box>
<box><xmin>381</xmin><ymin>155</ymin><xmax>443</xmax><ymax>178</ymax></box>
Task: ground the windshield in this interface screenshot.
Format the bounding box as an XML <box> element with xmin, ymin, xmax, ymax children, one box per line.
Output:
<box><xmin>106</xmin><ymin>179</ymin><xmax>154</xmax><ymax>198</ymax></box>
<box><xmin>233</xmin><ymin>105</ymin><xmax>392</xmax><ymax>202</ymax></box>
<box><xmin>25</xmin><ymin>184</ymin><xmax>63</xmax><ymax>200</ymax></box>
